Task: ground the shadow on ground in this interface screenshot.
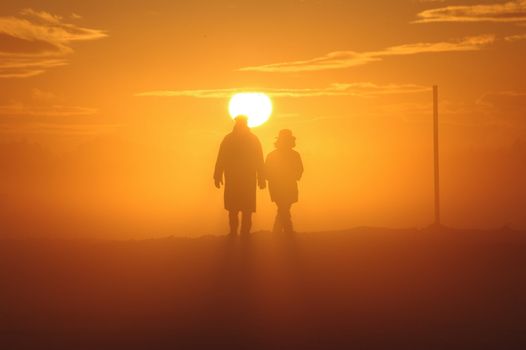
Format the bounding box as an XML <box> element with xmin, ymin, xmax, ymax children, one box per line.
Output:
<box><xmin>1</xmin><ymin>227</ymin><xmax>526</xmax><ymax>349</ymax></box>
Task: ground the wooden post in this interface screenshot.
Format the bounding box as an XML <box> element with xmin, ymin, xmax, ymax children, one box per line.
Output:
<box><xmin>433</xmin><ymin>85</ymin><xmax>441</xmax><ymax>226</ymax></box>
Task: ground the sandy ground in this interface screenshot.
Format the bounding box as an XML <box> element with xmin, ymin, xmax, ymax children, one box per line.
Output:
<box><xmin>1</xmin><ymin>227</ymin><xmax>526</xmax><ymax>349</ymax></box>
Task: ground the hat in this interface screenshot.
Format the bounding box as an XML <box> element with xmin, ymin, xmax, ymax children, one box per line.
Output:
<box><xmin>275</xmin><ymin>129</ymin><xmax>296</xmax><ymax>149</ymax></box>
<box><xmin>276</xmin><ymin>129</ymin><xmax>295</xmax><ymax>141</ymax></box>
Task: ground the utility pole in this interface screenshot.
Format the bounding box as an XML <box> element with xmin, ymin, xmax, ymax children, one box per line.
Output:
<box><xmin>433</xmin><ymin>85</ymin><xmax>441</xmax><ymax>227</ymax></box>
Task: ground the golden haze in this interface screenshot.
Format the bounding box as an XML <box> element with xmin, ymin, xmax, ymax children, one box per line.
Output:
<box><xmin>0</xmin><ymin>1</ymin><xmax>525</xmax><ymax>237</ymax></box>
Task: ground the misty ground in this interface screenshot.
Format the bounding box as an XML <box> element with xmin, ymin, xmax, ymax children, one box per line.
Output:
<box><xmin>1</xmin><ymin>227</ymin><xmax>526</xmax><ymax>349</ymax></box>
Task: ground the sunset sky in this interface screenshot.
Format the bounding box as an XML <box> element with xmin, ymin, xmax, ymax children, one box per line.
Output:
<box><xmin>1</xmin><ymin>0</ymin><xmax>525</xmax><ymax>237</ymax></box>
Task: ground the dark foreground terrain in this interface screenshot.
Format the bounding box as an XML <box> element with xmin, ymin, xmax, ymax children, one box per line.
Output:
<box><xmin>1</xmin><ymin>227</ymin><xmax>526</xmax><ymax>349</ymax></box>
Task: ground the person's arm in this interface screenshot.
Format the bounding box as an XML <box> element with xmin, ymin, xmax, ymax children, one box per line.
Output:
<box><xmin>213</xmin><ymin>140</ymin><xmax>225</xmax><ymax>188</ymax></box>
<box><xmin>256</xmin><ymin>139</ymin><xmax>266</xmax><ymax>189</ymax></box>
<box><xmin>296</xmin><ymin>152</ymin><xmax>304</xmax><ymax>181</ymax></box>
<box><xmin>264</xmin><ymin>153</ymin><xmax>271</xmax><ymax>183</ymax></box>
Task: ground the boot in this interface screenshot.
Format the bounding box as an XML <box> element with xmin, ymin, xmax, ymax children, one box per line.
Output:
<box><xmin>278</xmin><ymin>204</ymin><xmax>294</xmax><ymax>234</ymax></box>
<box><xmin>273</xmin><ymin>215</ymin><xmax>283</xmax><ymax>233</ymax></box>
<box><xmin>240</xmin><ymin>212</ymin><xmax>252</xmax><ymax>236</ymax></box>
<box><xmin>228</xmin><ymin>211</ymin><xmax>239</xmax><ymax>236</ymax></box>
<box><xmin>283</xmin><ymin>218</ymin><xmax>294</xmax><ymax>234</ymax></box>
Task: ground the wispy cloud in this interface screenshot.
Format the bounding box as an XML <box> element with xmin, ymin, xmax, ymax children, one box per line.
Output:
<box><xmin>504</xmin><ymin>33</ymin><xmax>526</xmax><ymax>41</ymax></box>
<box><xmin>0</xmin><ymin>104</ymin><xmax>98</xmax><ymax>117</ymax></box>
<box><xmin>239</xmin><ymin>52</ymin><xmax>378</xmax><ymax>73</ymax></box>
<box><xmin>0</xmin><ymin>8</ymin><xmax>107</xmax><ymax>78</ymax></box>
<box><xmin>0</xmin><ymin>122</ymin><xmax>120</xmax><ymax>135</ymax></box>
<box><xmin>478</xmin><ymin>91</ymin><xmax>526</xmax><ymax>113</ymax></box>
<box><xmin>238</xmin><ymin>35</ymin><xmax>495</xmax><ymax>73</ymax></box>
<box><xmin>414</xmin><ymin>0</ymin><xmax>526</xmax><ymax>24</ymax></box>
<box><xmin>0</xmin><ymin>88</ymin><xmax>98</xmax><ymax>117</ymax></box>
<box><xmin>375</xmin><ymin>100</ymin><xmax>482</xmax><ymax>116</ymax></box>
<box><xmin>136</xmin><ymin>83</ymin><xmax>431</xmax><ymax>99</ymax></box>
<box><xmin>380</xmin><ymin>90</ymin><xmax>526</xmax><ymax>126</ymax></box>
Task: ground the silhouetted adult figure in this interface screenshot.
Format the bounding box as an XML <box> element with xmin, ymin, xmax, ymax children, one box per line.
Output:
<box><xmin>214</xmin><ymin>115</ymin><xmax>266</xmax><ymax>236</ymax></box>
<box><xmin>265</xmin><ymin>129</ymin><xmax>303</xmax><ymax>234</ymax></box>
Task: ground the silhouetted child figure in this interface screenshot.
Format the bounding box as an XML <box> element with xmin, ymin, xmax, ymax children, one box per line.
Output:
<box><xmin>265</xmin><ymin>129</ymin><xmax>303</xmax><ymax>234</ymax></box>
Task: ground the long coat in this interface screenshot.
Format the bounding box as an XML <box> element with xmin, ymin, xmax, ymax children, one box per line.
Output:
<box><xmin>265</xmin><ymin>149</ymin><xmax>303</xmax><ymax>205</ymax></box>
<box><xmin>214</xmin><ymin>130</ymin><xmax>265</xmax><ymax>212</ymax></box>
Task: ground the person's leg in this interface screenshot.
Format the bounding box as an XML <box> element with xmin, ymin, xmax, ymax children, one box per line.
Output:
<box><xmin>228</xmin><ymin>211</ymin><xmax>239</xmax><ymax>235</ymax></box>
<box><xmin>273</xmin><ymin>204</ymin><xmax>283</xmax><ymax>233</ymax></box>
<box><xmin>278</xmin><ymin>204</ymin><xmax>293</xmax><ymax>233</ymax></box>
<box><xmin>240</xmin><ymin>211</ymin><xmax>252</xmax><ymax>235</ymax></box>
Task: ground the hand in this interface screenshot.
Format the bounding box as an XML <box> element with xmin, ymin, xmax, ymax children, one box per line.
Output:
<box><xmin>214</xmin><ymin>178</ymin><xmax>223</xmax><ymax>189</ymax></box>
<box><xmin>258</xmin><ymin>180</ymin><xmax>266</xmax><ymax>190</ymax></box>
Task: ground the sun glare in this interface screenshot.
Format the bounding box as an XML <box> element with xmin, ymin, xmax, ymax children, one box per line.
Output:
<box><xmin>228</xmin><ymin>92</ymin><xmax>273</xmax><ymax>127</ymax></box>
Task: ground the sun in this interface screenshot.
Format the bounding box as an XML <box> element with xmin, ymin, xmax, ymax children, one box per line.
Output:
<box><xmin>228</xmin><ymin>92</ymin><xmax>273</xmax><ymax>127</ymax></box>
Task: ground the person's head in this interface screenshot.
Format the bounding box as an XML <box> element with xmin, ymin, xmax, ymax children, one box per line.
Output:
<box><xmin>275</xmin><ymin>129</ymin><xmax>296</xmax><ymax>149</ymax></box>
<box><xmin>233</xmin><ymin>115</ymin><xmax>249</xmax><ymax>133</ymax></box>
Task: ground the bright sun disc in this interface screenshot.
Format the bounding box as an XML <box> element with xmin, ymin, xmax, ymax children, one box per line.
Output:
<box><xmin>228</xmin><ymin>92</ymin><xmax>272</xmax><ymax>127</ymax></box>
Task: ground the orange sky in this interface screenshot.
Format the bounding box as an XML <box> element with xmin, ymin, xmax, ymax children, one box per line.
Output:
<box><xmin>1</xmin><ymin>0</ymin><xmax>525</xmax><ymax>237</ymax></box>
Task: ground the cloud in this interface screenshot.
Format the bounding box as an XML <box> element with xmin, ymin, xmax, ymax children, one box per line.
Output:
<box><xmin>0</xmin><ymin>103</ymin><xmax>98</xmax><ymax>117</ymax></box>
<box><xmin>239</xmin><ymin>51</ymin><xmax>378</xmax><ymax>73</ymax></box>
<box><xmin>0</xmin><ymin>122</ymin><xmax>120</xmax><ymax>135</ymax></box>
<box><xmin>478</xmin><ymin>91</ymin><xmax>526</xmax><ymax>112</ymax></box>
<box><xmin>0</xmin><ymin>57</ymin><xmax>67</xmax><ymax>78</ymax></box>
<box><xmin>0</xmin><ymin>8</ymin><xmax>107</xmax><ymax>78</ymax></box>
<box><xmin>382</xmin><ymin>91</ymin><xmax>526</xmax><ymax>118</ymax></box>
<box><xmin>504</xmin><ymin>33</ymin><xmax>526</xmax><ymax>41</ymax></box>
<box><xmin>0</xmin><ymin>88</ymin><xmax>98</xmax><ymax>118</ymax></box>
<box><xmin>375</xmin><ymin>99</ymin><xmax>484</xmax><ymax>116</ymax></box>
<box><xmin>414</xmin><ymin>0</ymin><xmax>526</xmax><ymax>23</ymax></box>
<box><xmin>136</xmin><ymin>83</ymin><xmax>431</xmax><ymax>99</ymax></box>
<box><xmin>238</xmin><ymin>35</ymin><xmax>495</xmax><ymax>73</ymax></box>
<box><xmin>31</xmin><ymin>88</ymin><xmax>57</xmax><ymax>102</ymax></box>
